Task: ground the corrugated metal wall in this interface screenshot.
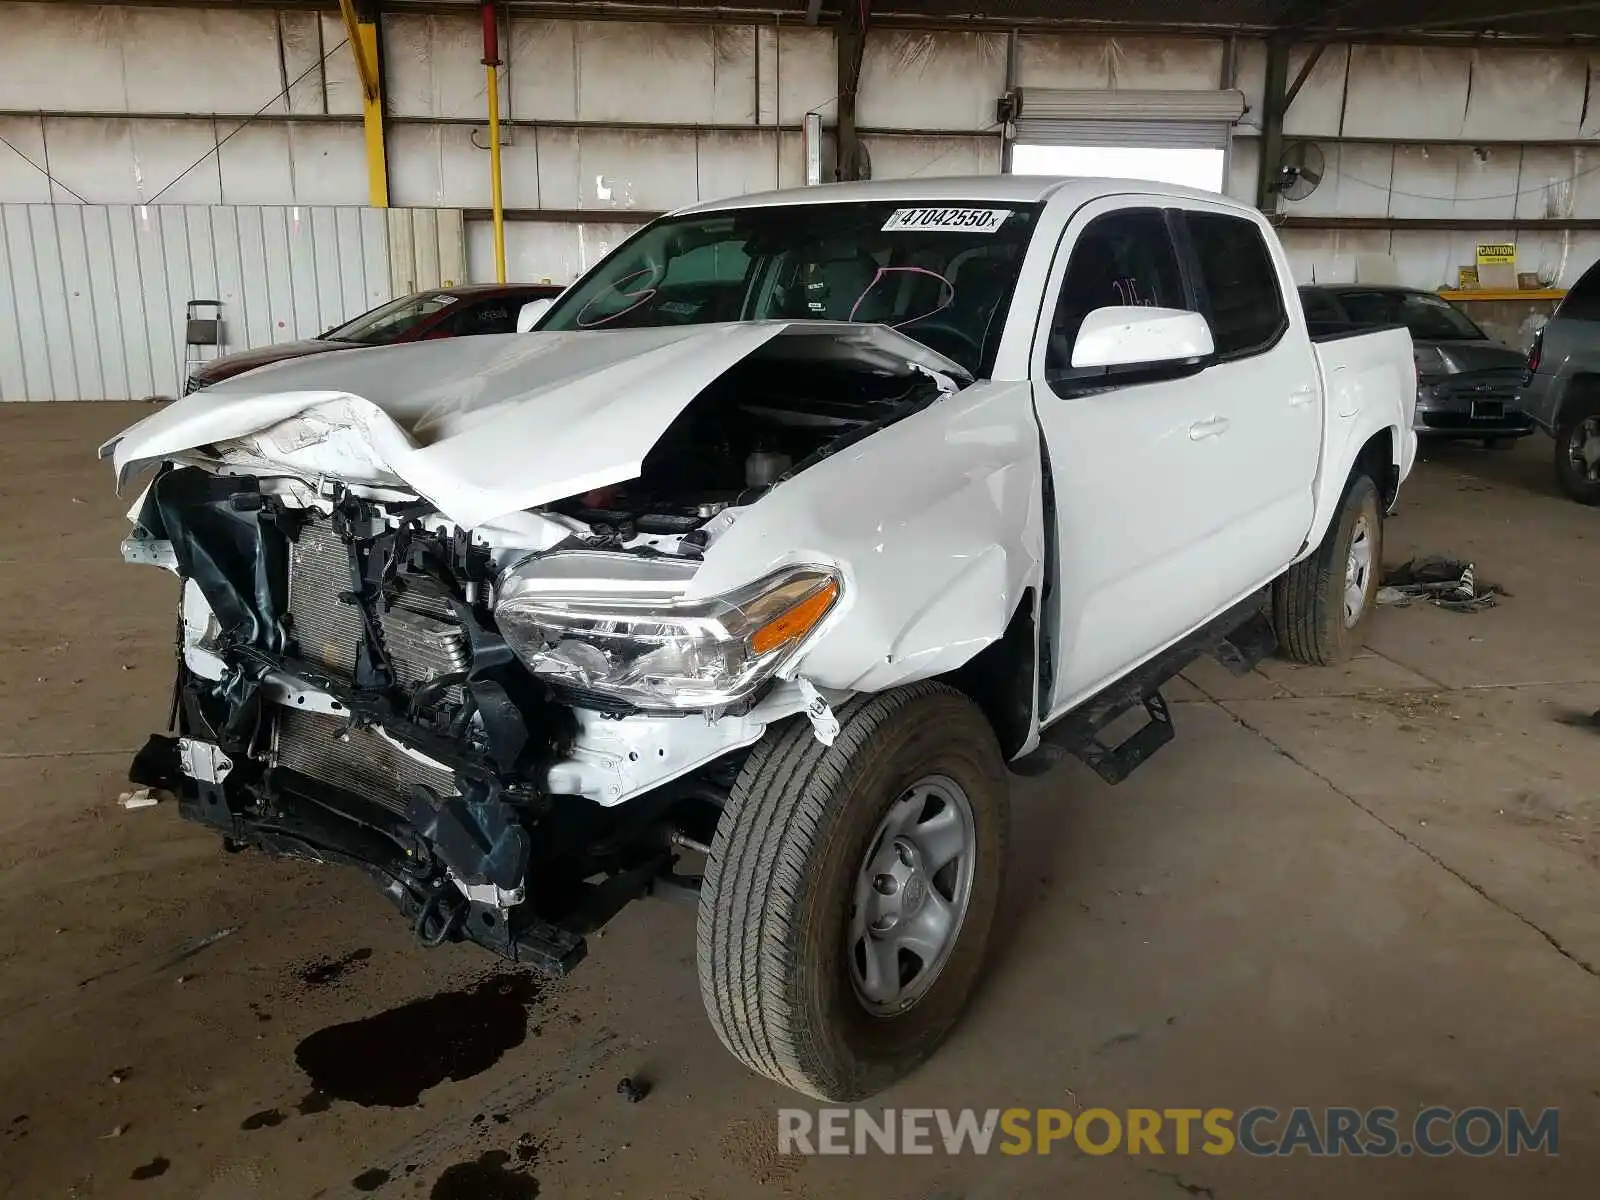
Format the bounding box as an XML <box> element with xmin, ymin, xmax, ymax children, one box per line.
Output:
<box><xmin>1265</xmin><ymin>44</ymin><xmax>1600</xmax><ymax>289</ymax></box>
<box><xmin>386</xmin><ymin>208</ymin><xmax>468</xmax><ymax>296</ymax></box>
<box><xmin>0</xmin><ymin>204</ymin><xmax>463</xmax><ymax>401</ymax></box>
<box><xmin>5</xmin><ymin>2</ymin><xmax>1600</xmax><ymax>390</ymax></box>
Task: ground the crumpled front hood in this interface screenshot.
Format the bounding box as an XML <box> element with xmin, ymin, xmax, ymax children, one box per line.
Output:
<box><xmin>103</xmin><ymin>321</ymin><xmax>968</xmax><ymax>529</ymax></box>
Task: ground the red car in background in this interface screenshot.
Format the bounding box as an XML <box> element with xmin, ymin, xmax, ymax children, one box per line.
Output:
<box><xmin>184</xmin><ymin>283</ymin><xmax>565</xmax><ymax>394</ymax></box>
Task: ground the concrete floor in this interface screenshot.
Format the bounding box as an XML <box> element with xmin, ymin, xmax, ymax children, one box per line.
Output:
<box><xmin>1</xmin><ymin>402</ymin><xmax>1596</xmax><ymax>1199</ymax></box>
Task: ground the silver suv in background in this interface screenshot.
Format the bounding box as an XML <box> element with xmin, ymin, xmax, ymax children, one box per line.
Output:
<box><xmin>1521</xmin><ymin>261</ymin><xmax>1600</xmax><ymax>504</ymax></box>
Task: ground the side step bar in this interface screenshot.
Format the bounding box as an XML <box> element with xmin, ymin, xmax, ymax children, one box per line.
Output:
<box><xmin>1011</xmin><ymin>593</ymin><xmax>1276</xmax><ymax>785</ymax></box>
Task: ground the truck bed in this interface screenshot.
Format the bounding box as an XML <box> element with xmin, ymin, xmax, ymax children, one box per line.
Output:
<box><xmin>1307</xmin><ymin>322</ymin><xmax>1418</xmax><ymax>538</ymax></box>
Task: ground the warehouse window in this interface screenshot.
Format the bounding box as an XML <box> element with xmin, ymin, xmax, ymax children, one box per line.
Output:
<box><xmin>1010</xmin><ymin>144</ymin><xmax>1225</xmax><ymax>193</ymax></box>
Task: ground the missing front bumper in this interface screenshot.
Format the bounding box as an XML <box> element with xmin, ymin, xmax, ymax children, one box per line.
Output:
<box><xmin>128</xmin><ymin>721</ymin><xmax>698</xmax><ymax>977</ymax></box>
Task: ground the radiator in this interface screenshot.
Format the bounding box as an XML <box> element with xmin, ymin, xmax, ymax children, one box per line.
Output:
<box><xmin>286</xmin><ymin>516</ymin><xmax>471</xmax><ymax>692</ymax></box>
<box><xmin>276</xmin><ymin>515</ymin><xmax>467</xmax><ymax>808</ymax></box>
<box><xmin>275</xmin><ymin>708</ymin><xmax>457</xmax><ymax>812</ymax></box>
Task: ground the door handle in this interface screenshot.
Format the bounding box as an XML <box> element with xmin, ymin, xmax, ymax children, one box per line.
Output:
<box><xmin>1189</xmin><ymin>416</ymin><xmax>1231</xmax><ymax>440</ymax></box>
<box><xmin>1289</xmin><ymin>386</ymin><xmax>1316</xmax><ymax>407</ymax></box>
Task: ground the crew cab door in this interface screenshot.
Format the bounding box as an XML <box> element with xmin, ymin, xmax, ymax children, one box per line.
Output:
<box><xmin>1032</xmin><ymin>198</ymin><xmax>1317</xmax><ymax>716</ymax></box>
<box><xmin>1172</xmin><ymin>202</ymin><xmax>1321</xmax><ymax>561</ymax></box>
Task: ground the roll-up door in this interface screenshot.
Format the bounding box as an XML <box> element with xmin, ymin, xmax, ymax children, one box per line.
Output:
<box><xmin>1011</xmin><ymin>88</ymin><xmax>1247</xmax><ymax>150</ymax></box>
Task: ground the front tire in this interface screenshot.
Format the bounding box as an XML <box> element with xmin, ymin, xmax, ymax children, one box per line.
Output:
<box><xmin>1273</xmin><ymin>473</ymin><xmax>1383</xmax><ymax>666</ymax></box>
<box><xmin>1554</xmin><ymin>400</ymin><xmax>1600</xmax><ymax>505</ymax></box>
<box><xmin>696</xmin><ymin>683</ymin><xmax>1008</xmax><ymax>1100</ymax></box>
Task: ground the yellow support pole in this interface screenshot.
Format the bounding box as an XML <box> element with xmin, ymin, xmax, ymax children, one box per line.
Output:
<box><xmin>481</xmin><ymin>3</ymin><xmax>507</xmax><ymax>283</ymax></box>
<box><xmin>359</xmin><ymin>22</ymin><xmax>388</xmax><ymax>208</ymax></box>
<box><xmin>339</xmin><ymin>0</ymin><xmax>388</xmax><ymax>208</ymax></box>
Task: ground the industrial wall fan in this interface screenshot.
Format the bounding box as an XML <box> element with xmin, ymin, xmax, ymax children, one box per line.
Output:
<box><xmin>1275</xmin><ymin>141</ymin><xmax>1325</xmax><ymax>202</ymax></box>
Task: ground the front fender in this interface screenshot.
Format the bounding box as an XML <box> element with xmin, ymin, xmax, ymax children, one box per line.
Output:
<box><xmin>689</xmin><ymin>381</ymin><xmax>1046</xmax><ymax>693</ymax></box>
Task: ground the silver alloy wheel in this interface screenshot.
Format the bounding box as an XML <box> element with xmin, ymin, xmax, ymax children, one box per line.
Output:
<box><xmin>848</xmin><ymin>775</ymin><xmax>977</xmax><ymax>1015</ymax></box>
<box><xmin>1344</xmin><ymin>515</ymin><xmax>1373</xmax><ymax>628</ymax></box>
<box><xmin>1569</xmin><ymin>415</ymin><xmax>1600</xmax><ymax>482</ymax></box>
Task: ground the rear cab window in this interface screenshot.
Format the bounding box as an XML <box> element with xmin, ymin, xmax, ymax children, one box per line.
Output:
<box><xmin>1182</xmin><ymin>211</ymin><xmax>1288</xmax><ymax>359</ymax></box>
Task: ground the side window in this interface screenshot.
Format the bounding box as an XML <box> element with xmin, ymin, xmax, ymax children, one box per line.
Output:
<box><xmin>1559</xmin><ymin>258</ymin><xmax>1600</xmax><ymax>321</ymax></box>
<box><xmin>1298</xmin><ymin>287</ymin><xmax>1346</xmax><ymax>325</ymax></box>
<box><xmin>437</xmin><ymin>299</ymin><xmax>518</xmax><ymax>337</ymax></box>
<box><xmin>1046</xmin><ymin>209</ymin><xmax>1187</xmax><ymax>376</ymax></box>
<box><xmin>1185</xmin><ymin>212</ymin><xmax>1287</xmax><ymax>359</ymax></box>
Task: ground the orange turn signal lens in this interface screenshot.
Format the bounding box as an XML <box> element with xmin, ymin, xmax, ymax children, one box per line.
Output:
<box><xmin>749</xmin><ymin>578</ymin><xmax>839</xmax><ymax>656</ymax></box>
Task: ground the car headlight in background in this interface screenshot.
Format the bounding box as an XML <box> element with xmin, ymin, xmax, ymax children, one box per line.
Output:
<box><xmin>495</xmin><ymin>563</ymin><xmax>842</xmax><ymax>711</ymax></box>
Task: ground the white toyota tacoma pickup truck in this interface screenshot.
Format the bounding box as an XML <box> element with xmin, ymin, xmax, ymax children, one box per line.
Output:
<box><xmin>104</xmin><ymin>177</ymin><xmax>1415</xmax><ymax>1100</ymax></box>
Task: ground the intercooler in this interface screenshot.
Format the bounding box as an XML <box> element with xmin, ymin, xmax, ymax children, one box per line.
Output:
<box><xmin>273</xmin><ymin>515</ymin><xmax>467</xmax><ymax>811</ymax></box>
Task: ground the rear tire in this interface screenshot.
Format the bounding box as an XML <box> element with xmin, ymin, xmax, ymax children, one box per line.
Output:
<box><xmin>1554</xmin><ymin>400</ymin><xmax>1600</xmax><ymax>505</ymax></box>
<box><xmin>696</xmin><ymin>683</ymin><xmax>1008</xmax><ymax>1101</ymax></box>
<box><xmin>1273</xmin><ymin>474</ymin><xmax>1383</xmax><ymax>666</ymax></box>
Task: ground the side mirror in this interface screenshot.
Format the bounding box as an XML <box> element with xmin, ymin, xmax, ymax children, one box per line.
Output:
<box><xmin>516</xmin><ymin>298</ymin><xmax>554</xmax><ymax>332</ymax></box>
<box><xmin>1070</xmin><ymin>306</ymin><xmax>1215</xmax><ymax>370</ymax></box>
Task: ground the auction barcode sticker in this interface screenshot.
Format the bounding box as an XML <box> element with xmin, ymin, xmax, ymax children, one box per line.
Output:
<box><xmin>882</xmin><ymin>207</ymin><xmax>1013</xmax><ymax>233</ymax></box>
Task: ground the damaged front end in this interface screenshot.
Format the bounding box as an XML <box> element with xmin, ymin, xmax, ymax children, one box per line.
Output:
<box><xmin>125</xmin><ymin>466</ymin><xmax>830</xmax><ymax>975</ymax></box>
<box><xmin>102</xmin><ymin>321</ymin><xmax>991</xmax><ymax>976</ymax></box>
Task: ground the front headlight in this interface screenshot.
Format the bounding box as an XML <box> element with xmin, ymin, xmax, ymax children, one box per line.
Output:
<box><xmin>495</xmin><ymin>561</ymin><xmax>842</xmax><ymax>711</ymax></box>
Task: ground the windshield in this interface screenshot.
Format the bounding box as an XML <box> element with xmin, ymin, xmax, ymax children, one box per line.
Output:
<box><xmin>537</xmin><ymin>202</ymin><xmax>1042</xmax><ymax>376</ymax></box>
<box><xmin>1335</xmin><ymin>291</ymin><xmax>1485</xmax><ymax>341</ymax></box>
<box><xmin>326</xmin><ymin>293</ymin><xmax>457</xmax><ymax>345</ymax></box>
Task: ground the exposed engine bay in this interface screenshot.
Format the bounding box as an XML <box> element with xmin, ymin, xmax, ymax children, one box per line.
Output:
<box><xmin>545</xmin><ymin>347</ymin><xmax>945</xmax><ymax>536</ymax></box>
<box><xmin>115</xmin><ymin>336</ymin><xmax>945</xmax><ymax>976</ymax></box>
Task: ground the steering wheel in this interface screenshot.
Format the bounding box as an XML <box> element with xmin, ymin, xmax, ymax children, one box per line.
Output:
<box><xmin>900</xmin><ymin>318</ymin><xmax>982</xmax><ymax>370</ymax></box>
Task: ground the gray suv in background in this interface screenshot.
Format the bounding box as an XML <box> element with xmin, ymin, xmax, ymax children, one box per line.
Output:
<box><xmin>1521</xmin><ymin>261</ymin><xmax>1600</xmax><ymax>505</ymax></box>
<box><xmin>1300</xmin><ymin>284</ymin><xmax>1535</xmax><ymax>448</ymax></box>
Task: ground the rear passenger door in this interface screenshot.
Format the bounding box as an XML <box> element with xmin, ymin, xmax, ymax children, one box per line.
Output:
<box><xmin>1175</xmin><ymin>206</ymin><xmax>1321</xmax><ymax>571</ymax></box>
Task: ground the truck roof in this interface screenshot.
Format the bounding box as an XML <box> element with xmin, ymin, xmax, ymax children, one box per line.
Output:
<box><xmin>675</xmin><ymin>175</ymin><xmax>1254</xmax><ymax>216</ymax></box>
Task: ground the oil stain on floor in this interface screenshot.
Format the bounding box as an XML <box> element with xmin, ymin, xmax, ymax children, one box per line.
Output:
<box><xmin>129</xmin><ymin>1156</ymin><xmax>170</xmax><ymax>1181</ymax></box>
<box><xmin>430</xmin><ymin>1149</ymin><xmax>539</xmax><ymax>1200</ymax></box>
<box><xmin>294</xmin><ymin>947</ymin><xmax>373</xmax><ymax>988</ymax></box>
<box><xmin>293</xmin><ymin>972</ymin><xmax>545</xmax><ymax>1107</ymax></box>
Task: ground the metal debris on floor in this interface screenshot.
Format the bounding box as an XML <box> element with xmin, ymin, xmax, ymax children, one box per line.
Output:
<box><xmin>616</xmin><ymin>1076</ymin><xmax>651</xmax><ymax>1103</ymax></box>
<box><xmin>1378</xmin><ymin>555</ymin><xmax>1505</xmax><ymax>612</ymax></box>
<box><xmin>117</xmin><ymin>788</ymin><xmax>161</xmax><ymax>810</ymax></box>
